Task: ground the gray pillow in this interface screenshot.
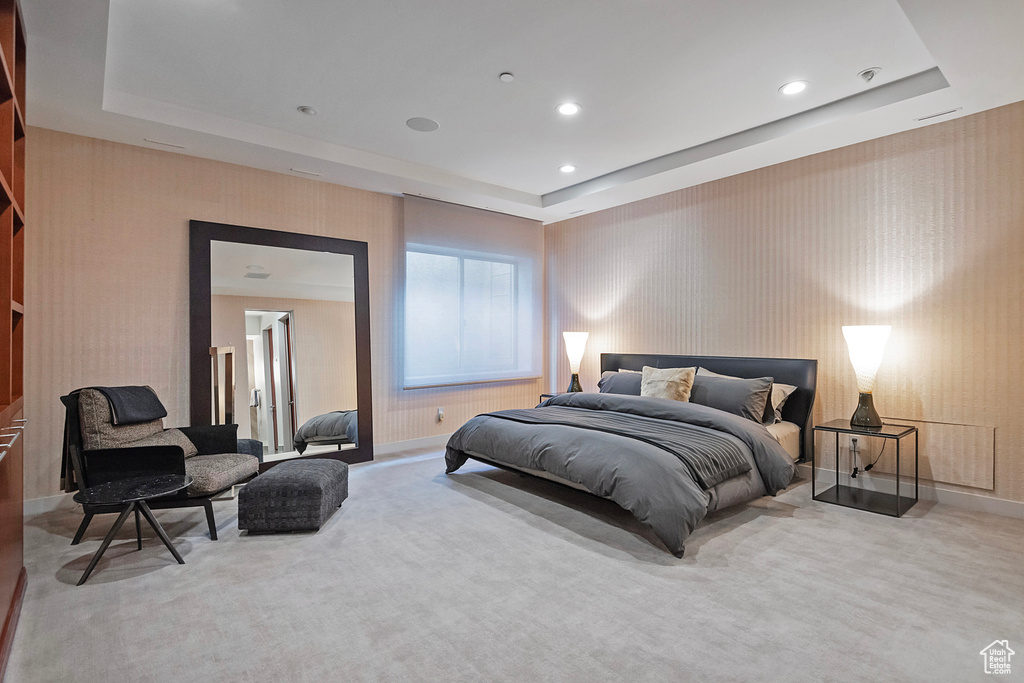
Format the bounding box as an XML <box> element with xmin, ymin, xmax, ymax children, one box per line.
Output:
<box><xmin>597</xmin><ymin>370</ymin><xmax>642</xmax><ymax>395</ymax></box>
<box><xmin>697</xmin><ymin>368</ymin><xmax>796</xmax><ymax>423</ymax></box>
<box><xmin>689</xmin><ymin>374</ymin><xmax>774</xmax><ymax>423</ymax></box>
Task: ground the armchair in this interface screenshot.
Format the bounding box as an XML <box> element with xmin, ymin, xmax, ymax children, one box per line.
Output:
<box><xmin>60</xmin><ymin>387</ymin><xmax>261</xmax><ymax>543</ymax></box>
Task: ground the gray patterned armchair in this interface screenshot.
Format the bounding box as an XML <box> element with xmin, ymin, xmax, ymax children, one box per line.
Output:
<box><xmin>60</xmin><ymin>387</ymin><xmax>262</xmax><ymax>542</ymax></box>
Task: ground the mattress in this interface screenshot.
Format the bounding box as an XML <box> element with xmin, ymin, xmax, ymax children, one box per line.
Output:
<box><xmin>766</xmin><ymin>421</ymin><xmax>801</xmax><ymax>461</ymax></box>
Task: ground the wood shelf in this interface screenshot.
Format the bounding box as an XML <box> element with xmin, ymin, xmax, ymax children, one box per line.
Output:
<box><xmin>0</xmin><ymin>1</ymin><xmax>25</xmax><ymax>678</ymax></box>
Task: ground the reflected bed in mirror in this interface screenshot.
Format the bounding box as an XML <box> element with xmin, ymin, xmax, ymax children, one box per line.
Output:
<box><xmin>190</xmin><ymin>221</ymin><xmax>373</xmax><ymax>470</ymax></box>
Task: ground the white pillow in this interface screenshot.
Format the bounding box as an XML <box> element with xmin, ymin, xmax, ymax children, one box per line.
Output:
<box><xmin>641</xmin><ymin>366</ymin><xmax>696</xmax><ymax>402</ymax></box>
<box><xmin>696</xmin><ymin>367</ymin><xmax>797</xmax><ymax>423</ymax></box>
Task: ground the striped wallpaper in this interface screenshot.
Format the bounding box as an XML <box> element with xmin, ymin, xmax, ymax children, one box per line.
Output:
<box><xmin>23</xmin><ymin>128</ymin><xmax>542</xmax><ymax>500</ymax></box>
<box><xmin>546</xmin><ymin>100</ymin><xmax>1024</xmax><ymax>503</ymax></box>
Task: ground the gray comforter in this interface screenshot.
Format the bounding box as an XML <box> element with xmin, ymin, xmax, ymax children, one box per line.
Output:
<box><xmin>293</xmin><ymin>410</ymin><xmax>358</xmax><ymax>454</ymax></box>
<box><xmin>445</xmin><ymin>393</ymin><xmax>795</xmax><ymax>556</ymax></box>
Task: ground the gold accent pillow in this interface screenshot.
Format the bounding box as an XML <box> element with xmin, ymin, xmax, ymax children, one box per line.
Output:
<box><xmin>640</xmin><ymin>366</ymin><xmax>697</xmax><ymax>402</ymax></box>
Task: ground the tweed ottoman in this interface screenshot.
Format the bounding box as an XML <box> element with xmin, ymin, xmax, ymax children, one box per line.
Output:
<box><xmin>238</xmin><ymin>459</ymin><xmax>348</xmax><ymax>533</ymax></box>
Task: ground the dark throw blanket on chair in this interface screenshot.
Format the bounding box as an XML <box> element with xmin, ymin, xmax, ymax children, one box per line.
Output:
<box><xmin>91</xmin><ymin>386</ymin><xmax>168</xmax><ymax>425</ymax></box>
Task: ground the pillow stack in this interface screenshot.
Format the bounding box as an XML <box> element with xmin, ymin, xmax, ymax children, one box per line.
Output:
<box><xmin>596</xmin><ymin>364</ymin><xmax>798</xmax><ymax>425</ymax></box>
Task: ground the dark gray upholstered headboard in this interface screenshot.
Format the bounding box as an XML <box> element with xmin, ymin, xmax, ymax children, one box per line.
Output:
<box><xmin>600</xmin><ymin>353</ymin><xmax>818</xmax><ymax>462</ymax></box>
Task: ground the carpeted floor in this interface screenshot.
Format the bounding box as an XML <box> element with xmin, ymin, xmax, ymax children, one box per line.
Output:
<box><xmin>9</xmin><ymin>448</ymin><xmax>1024</xmax><ymax>682</ymax></box>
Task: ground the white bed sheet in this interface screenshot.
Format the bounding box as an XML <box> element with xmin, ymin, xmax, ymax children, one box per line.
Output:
<box><xmin>766</xmin><ymin>420</ymin><xmax>801</xmax><ymax>461</ymax></box>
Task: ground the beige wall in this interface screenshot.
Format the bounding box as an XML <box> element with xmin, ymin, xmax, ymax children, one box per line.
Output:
<box><xmin>210</xmin><ymin>295</ymin><xmax>358</xmax><ymax>438</ymax></box>
<box><xmin>546</xmin><ymin>100</ymin><xmax>1024</xmax><ymax>503</ymax></box>
<box><xmin>24</xmin><ymin>128</ymin><xmax>542</xmax><ymax>500</ymax></box>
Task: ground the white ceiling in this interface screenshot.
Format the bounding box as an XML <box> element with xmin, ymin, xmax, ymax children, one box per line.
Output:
<box><xmin>210</xmin><ymin>241</ymin><xmax>355</xmax><ymax>302</ymax></box>
<box><xmin>21</xmin><ymin>0</ymin><xmax>1024</xmax><ymax>223</ymax></box>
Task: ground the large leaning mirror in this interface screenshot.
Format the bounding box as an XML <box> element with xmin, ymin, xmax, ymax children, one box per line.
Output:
<box><xmin>189</xmin><ymin>221</ymin><xmax>373</xmax><ymax>469</ymax></box>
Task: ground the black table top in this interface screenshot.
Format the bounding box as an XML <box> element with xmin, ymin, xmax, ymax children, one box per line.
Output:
<box><xmin>814</xmin><ymin>419</ymin><xmax>917</xmax><ymax>439</ymax></box>
<box><xmin>73</xmin><ymin>474</ymin><xmax>193</xmax><ymax>506</ymax></box>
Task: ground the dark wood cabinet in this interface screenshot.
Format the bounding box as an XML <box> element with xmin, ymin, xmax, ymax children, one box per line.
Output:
<box><xmin>0</xmin><ymin>0</ymin><xmax>25</xmax><ymax>679</ymax></box>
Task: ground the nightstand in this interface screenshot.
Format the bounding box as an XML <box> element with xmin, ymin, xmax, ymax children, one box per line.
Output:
<box><xmin>539</xmin><ymin>393</ymin><xmax>561</xmax><ymax>403</ymax></box>
<box><xmin>812</xmin><ymin>419</ymin><xmax>919</xmax><ymax>517</ymax></box>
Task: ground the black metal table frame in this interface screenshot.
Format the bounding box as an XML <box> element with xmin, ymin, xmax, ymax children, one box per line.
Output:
<box><xmin>812</xmin><ymin>422</ymin><xmax>919</xmax><ymax>517</ymax></box>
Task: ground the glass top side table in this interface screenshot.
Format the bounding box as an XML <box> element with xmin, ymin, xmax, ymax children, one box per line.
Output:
<box><xmin>72</xmin><ymin>474</ymin><xmax>193</xmax><ymax>585</ymax></box>
<box><xmin>812</xmin><ymin>420</ymin><xmax>919</xmax><ymax>517</ymax></box>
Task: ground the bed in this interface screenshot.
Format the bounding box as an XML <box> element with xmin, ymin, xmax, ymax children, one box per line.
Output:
<box><xmin>445</xmin><ymin>353</ymin><xmax>817</xmax><ymax>556</ymax></box>
<box><xmin>293</xmin><ymin>410</ymin><xmax>358</xmax><ymax>454</ymax></box>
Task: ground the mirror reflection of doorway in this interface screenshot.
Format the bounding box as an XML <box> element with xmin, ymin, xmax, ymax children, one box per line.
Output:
<box><xmin>246</xmin><ymin>310</ymin><xmax>298</xmax><ymax>456</ymax></box>
<box><xmin>209</xmin><ymin>240</ymin><xmax>360</xmax><ymax>465</ymax></box>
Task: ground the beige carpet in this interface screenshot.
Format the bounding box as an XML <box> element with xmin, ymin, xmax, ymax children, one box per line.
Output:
<box><xmin>9</xmin><ymin>449</ymin><xmax>1024</xmax><ymax>682</ymax></box>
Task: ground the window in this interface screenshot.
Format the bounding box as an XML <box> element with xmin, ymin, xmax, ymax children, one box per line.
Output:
<box><xmin>402</xmin><ymin>195</ymin><xmax>542</xmax><ymax>388</ymax></box>
<box><xmin>404</xmin><ymin>245</ymin><xmax>537</xmax><ymax>387</ymax></box>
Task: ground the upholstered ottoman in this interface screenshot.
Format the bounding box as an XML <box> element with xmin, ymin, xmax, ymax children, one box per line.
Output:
<box><xmin>238</xmin><ymin>459</ymin><xmax>349</xmax><ymax>533</ymax></box>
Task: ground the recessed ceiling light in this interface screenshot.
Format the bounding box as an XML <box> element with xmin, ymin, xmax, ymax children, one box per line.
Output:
<box><xmin>560</xmin><ymin>164</ymin><xmax>576</xmax><ymax>173</ymax></box>
<box><xmin>499</xmin><ymin>72</ymin><xmax>515</xmax><ymax>83</ymax></box>
<box><xmin>858</xmin><ymin>67</ymin><xmax>882</xmax><ymax>83</ymax></box>
<box><xmin>557</xmin><ymin>102</ymin><xmax>581</xmax><ymax>116</ymax></box>
<box><xmin>246</xmin><ymin>264</ymin><xmax>265</xmax><ymax>272</ymax></box>
<box><xmin>407</xmin><ymin>117</ymin><xmax>440</xmax><ymax>132</ymax></box>
<box><xmin>779</xmin><ymin>81</ymin><xmax>808</xmax><ymax>95</ymax></box>
<box><xmin>297</xmin><ymin>105</ymin><xmax>318</xmax><ymax>116</ymax></box>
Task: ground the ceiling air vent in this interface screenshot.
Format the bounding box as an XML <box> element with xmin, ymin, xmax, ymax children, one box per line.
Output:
<box><xmin>915</xmin><ymin>107</ymin><xmax>962</xmax><ymax>122</ymax></box>
<box><xmin>243</xmin><ymin>272</ymin><xmax>272</xmax><ymax>279</ymax></box>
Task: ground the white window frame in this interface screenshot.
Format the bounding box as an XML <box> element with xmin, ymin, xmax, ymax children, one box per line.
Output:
<box><xmin>404</xmin><ymin>243</ymin><xmax>537</xmax><ymax>389</ymax></box>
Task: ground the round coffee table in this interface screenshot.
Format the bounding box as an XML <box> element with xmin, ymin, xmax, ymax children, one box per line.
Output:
<box><xmin>72</xmin><ymin>474</ymin><xmax>193</xmax><ymax>585</ymax></box>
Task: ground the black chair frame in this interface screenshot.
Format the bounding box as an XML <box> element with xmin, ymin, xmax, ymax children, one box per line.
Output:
<box><xmin>61</xmin><ymin>393</ymin><xmax>253</xmax><ymax>544</ymax></box>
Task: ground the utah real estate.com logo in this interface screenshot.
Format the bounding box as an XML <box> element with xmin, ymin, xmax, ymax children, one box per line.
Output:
<box><xmin>980</xmin><ymin>640</ymin><xmax>1014</xmax><ymax>675</ymax></box>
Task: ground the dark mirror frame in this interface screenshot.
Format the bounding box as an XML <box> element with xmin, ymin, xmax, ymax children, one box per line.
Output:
<box><xmin>189</xmin><ymin>220</ymin><xmax>374</xmax><ymax>469</ymax></box>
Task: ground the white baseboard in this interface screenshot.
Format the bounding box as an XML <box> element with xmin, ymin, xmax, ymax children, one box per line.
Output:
<box><xmin>24</xmin><ymin>492</ymin><xmax>77</xmax><ymax>516</ymax></box>
<box><xmin>373</xmin><ymin>433</ymin><xmax>452</xmax><ymax>456</ymax></box>
<box><xmin>796</xmin><ymin>463</ymin><xmax>1024</xmax><ymax>520</ymax></box>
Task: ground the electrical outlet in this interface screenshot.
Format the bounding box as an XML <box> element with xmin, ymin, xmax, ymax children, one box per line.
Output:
<box><xmin>437</xmin><ymin>407</ymin><xmax>444</xmax><ymax>423</ymax></box>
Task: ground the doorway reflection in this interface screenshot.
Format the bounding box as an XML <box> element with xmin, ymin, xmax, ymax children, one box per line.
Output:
<box><xmin>210</xmin><ymin>241</ymin><xmax>358</xmax><ymax>462</ymax></box>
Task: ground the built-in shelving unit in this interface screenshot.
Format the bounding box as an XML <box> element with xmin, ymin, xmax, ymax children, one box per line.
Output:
<box><xmin>0</xmin><ymin>0</ymin><xmax>26</xmax><ymax>679</ymax></box>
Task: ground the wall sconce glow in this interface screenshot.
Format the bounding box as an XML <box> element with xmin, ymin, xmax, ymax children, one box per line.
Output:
<box><xmin>563</xmin><ymin>331</ymin><xmax>589</xmax><ymax>392</ymax></box>
<box><xmin>779</xmin><ymin>81</ymin><xmax>808</xmax><ymax>95</ymax></box>
<box><xmin>842</xmin><ymin>325</ymin><xmax>891</xmax><ymax>429</ymax></box>
<box><xmin>557</xmin><ymin>102</ymin><xmax>581</xmax><ymax>116</ymax></box>
<box><xmin>559</xmin><ymin>164</ymin><xmax>576</xmax><ymax>173</ymax></box>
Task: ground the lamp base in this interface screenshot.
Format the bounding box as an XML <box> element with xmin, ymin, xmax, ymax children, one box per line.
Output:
<box><xmin>566</xmin><ymin>373</ymin><xmax>582</xmax><ymax>393</ymax></box>
<box><xmin>850</xmin><ymin>392</ymin><xmax>882</xmax><ymax>430</ymax></box>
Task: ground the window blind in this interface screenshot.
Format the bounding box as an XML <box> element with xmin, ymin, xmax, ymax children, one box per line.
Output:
<box><xmin>403</xmin><ymin>196</ymin><xmax>543</xmax><ymax>388</ymax></box>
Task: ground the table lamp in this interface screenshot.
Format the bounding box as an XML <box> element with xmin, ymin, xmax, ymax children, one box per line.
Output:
<box><xmin>842</xmin><ymin>325</ymin><xmax>891</xmax><ymax>429</ymax></box>
<box><xmin>563</xmin><ymin>332</ymin><xmax>588</xmax><ymax>392</ymax></box>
